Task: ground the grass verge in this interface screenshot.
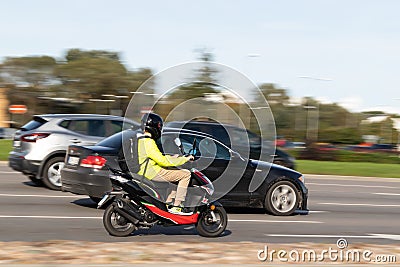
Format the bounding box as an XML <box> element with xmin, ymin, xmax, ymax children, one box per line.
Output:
<box><xmin>0</xmin><ymin>139</ymin><xmax>12</xmax><ymax>161</ymax></box>
<box><xmin>297</xmin><ymin>159</ymin><xmax>400</xmax><ymax>178</ymax></box>
<box><xmin>1</xmin><ymin>140</ymin><xmax>399</xmax><ymax>178</ymax></box>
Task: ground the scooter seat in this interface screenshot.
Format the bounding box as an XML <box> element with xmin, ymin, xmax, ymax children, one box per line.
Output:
<box><xmin>128</xmin><ymin>172</ymin><xmax>170</xmax><ymax>189</ymax></box>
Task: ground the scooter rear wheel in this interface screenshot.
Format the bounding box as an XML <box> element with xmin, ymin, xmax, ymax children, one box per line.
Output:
<box><xmin>103</xmin><ymin>205</ymin><xmax>136</xmax><ymax>237</ymax></box>
<box><xmin>196</xmin><ymin>206</ymin><xmax>227</xmax><ymax>237</ymax></box>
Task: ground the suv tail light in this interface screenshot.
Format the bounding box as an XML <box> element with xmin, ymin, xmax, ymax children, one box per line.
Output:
<box><xmin>21</xmin><ymin>133</ymin><xmax>50</xmax><ymax>142</ymax></box>
<box><xmin>80</xmin><ymin>155</ymin><xmax>107</xmax><ymax>169</ymax></box>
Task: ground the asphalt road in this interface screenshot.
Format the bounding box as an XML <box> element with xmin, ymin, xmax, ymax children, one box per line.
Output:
<box><xmin>1</xmin><ymin>163</ymin><xmax>400</xmax><ymax>245</ymax></box>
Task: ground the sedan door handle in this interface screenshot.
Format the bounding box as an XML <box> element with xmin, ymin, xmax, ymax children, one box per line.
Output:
<box><xmin>70</xmin><ymin>139</ymin><xmax>81</xmax><ymax>144</ymax></box>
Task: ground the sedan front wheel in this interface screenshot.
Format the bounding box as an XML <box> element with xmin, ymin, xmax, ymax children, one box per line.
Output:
<box><xmin>265</xmin><ymin>180</ymin><xmax>299</xmax><ymax>216</ymax></box>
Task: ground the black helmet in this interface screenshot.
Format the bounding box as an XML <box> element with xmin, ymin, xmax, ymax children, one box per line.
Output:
<box><xmin>141</xmin><ymin>112</ymin><xmax>163</xmax><ymax>139</ymax></box>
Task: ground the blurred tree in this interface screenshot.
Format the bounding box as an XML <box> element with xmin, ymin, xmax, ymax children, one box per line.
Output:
<box><xmin>165</xmin><ymin>50</ymin><xmax>219</xmax><ymax>102</ymax></box>
<box><xmin>0</xmin><ymin>56</ymin><xmax>59</xmax><ymax>122</ymax></box>
<box><xmin>255</xmin><ymin>84</ymin><xmax>365</xmax><ymax>144</ymax></box>
<box><xmin>0</xmin><ymin>50</ymin><xmax>155</xmax><ymax>117</ymax></box>
<box><xmin>259</xmin><ymin>83</ymin><xmax>290</xmax><ymax>105</ymax></box>
<box><xmin>66</xmin><ymin>49</ymin><xmax>120</xmax><ymax>62</ymax></box>
<box><xmin>55</xmin><ymin>55</ymin><xmax>130</xmax><ymax>99</ymax></box>
<box><xmin>129</xmin><ymin>68</ymin><xmax>153</xmax><ymax>92</ymax></box>
<box><xmin>257</xmin><ymin>83</ymin><xmax>294</xmax><ymax>138</ymax></box>
<box><xmin>0</xmin><ymin>56</ymin><xmax>57</xmax><ymax>88</ymax></box>
<box><xmin>361</xmin><ymin>117</ymin><xmax>396</xmax><ymax>144</ymax></box>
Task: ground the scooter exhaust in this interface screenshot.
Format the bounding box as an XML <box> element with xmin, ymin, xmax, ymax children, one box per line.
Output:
<box><xmin>113</xmin><ymin>199</ymin><xmax>142</xmax><ymax>224</ymax></box>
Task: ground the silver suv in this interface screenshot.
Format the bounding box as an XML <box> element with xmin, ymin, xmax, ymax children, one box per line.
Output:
<box><xmin>9</xmin><ymin>114</ymin><xmax>139</xmax><ymax>190</ymax></box>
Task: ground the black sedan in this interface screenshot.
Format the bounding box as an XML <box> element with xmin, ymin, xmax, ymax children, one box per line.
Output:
<box><xmin>61</xmin><ymin>129</ymin><xmax>308</xmax><ymax>216</ymax></box>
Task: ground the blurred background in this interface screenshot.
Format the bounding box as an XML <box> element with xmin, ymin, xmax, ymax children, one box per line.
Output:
<box><xmin>1</xmin><ymin>49</ymin><xmax>399</xmax><ymax>162</ymax></box>
<box><xmin>1</xmin><ymin>0</ymin><xmax>399</xmax><ymax>165</ymax></box>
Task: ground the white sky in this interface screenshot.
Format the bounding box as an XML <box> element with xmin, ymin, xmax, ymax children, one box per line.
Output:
<box><xmin>1</xmin><ymin>0</ymin><xmax>399</xmax><ymax>114</ymax></box>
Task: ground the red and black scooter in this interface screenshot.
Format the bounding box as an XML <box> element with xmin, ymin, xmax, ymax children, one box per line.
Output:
<box><xmin>98</xmin><ymin>156</ymin><xmax>227</xmax><ymax>237</ymax></box>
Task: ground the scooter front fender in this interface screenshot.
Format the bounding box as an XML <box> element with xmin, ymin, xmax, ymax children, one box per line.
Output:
<box><xmin>197</xmin><ymin>201</ymin><xmax>223</xmax><ymax>213</ymax></box>
<box><xmin>210</xmin><ymin>201</ymin><xmax>223</xmax><ymax>207</ymax></box>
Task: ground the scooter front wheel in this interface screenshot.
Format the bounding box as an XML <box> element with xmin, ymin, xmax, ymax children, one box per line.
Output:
<box><xmin>196</xmin><ymin>206</ymin><xmax>227</xmax><ymax>237</ymax></box>
<box><xmin>103</xmin><ymin>204</ymin><xmax>136</xmax><ymax>237</ymax></box>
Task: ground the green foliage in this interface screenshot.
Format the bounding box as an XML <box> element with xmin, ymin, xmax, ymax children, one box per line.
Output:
<box><xmin>129</xmin><ymin>68</ymin><xmax>153</xmax><ymax>92</ymax></box>
<box><xmin>336</xmin><ymin>150</ymin><xmax>400</xmax><ymax>164</ymax></box>
<box><xmin>167</xmin><ymin>82</ymin><xmax>218</xmax><ymax>101</ymax></box>
<box><xmin>2</xmin><ymin>56</ymin><xmax>56</xmax><ymax>68</ymax></box>
<box><xmin>318</xmin><ymin>127</ymin><xmax>363</xmax><ymax>144</ymax></box>
<box><xmin>66</xmin><ymin>49</ymin><xmax>120</xmax><ymax>62</ymax></box>
<box><xmin>1</xmin><ymin>56</ymin><xmax>57</xmax><ymax>87</ymax></box>
<box><xmin>0</xmin><ymin>139</ymin><xmax>12</xmax><ymax>161</ymax></box>
<box><xmin>297</xmin><ymin>160</ymin><xmax>400</xmax><ymax>178</ymax></box>
<box><xmin>54</xmin><ymin>56</ymin><xmax>130</xmax><ymax>98</ymax></box>
<box><xmin>165</xmin><ymin>51</ymin><xmax>219</xmax><ymax>102</ymax></box>
<box><xmin>258</xmin><ymin>83</ymin><xmax>289</xmax><ymax>105</ymax></box>
<box><xmin>360</xmin><ymin>117</ymin><xmax>396</xmax><ymax>144</ymax></box>
<box><xmin>0</xmin><ymin>49</ymin><xmax>154</xmax><ymax>119</ymax></box>
<box><xmin>286</xmin><ymin>148</ymin><xmax>400</xmax><ymax>164</ymax></box>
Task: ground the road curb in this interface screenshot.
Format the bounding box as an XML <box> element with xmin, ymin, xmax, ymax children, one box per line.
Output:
<box><xmin>0</xmin><ymin>241</ymin><xmax>399</xmax><ymax>265</ymax></box>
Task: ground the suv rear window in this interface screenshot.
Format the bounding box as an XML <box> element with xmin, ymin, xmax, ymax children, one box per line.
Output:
<box><xmin>20</xmin><ymin>117</ymin><xmax>47</xmax><ymax>131</ymax></box>
<box><xmin>60</xmin><ymin>119</ymin><xmax>106</xmax><ymax>137</ymax></box>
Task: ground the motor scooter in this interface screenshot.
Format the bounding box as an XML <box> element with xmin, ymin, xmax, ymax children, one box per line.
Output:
<box><xmin>98</xmin><ymin>138</ymin><xmax>227</xmax><ymax>237</ymax></box>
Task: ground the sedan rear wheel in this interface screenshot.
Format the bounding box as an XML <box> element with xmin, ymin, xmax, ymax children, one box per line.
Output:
<box><xmin>265</xmin><ymin>180</ymin><xmax>299</xmax><ymax>216</ymax></box>
<box><xmin>42</xmin><ymin>157</ymin><xmax>65</xmax><ymax>190</ymax></box>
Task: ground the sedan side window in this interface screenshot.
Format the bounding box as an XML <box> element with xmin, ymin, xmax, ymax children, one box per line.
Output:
<box><xmin>198</xmin><ymin>138</ymin><xmax>217</xmax><ymax>157</ymax></box>
<box><xmin>108</xmin><ymin>120</ymin><xmax>123</xmax><ymax>136</ymax></box>
<box><xmin>181</xmin><ymin>135</ymin><xmax>230</xmax><ymax>160</ymax></box>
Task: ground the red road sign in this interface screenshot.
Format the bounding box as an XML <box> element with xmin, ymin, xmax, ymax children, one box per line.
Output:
<box><xmin>9</xmin><ymin>105</ymin><xmax>27</xmax><ymax>114</ymax></box>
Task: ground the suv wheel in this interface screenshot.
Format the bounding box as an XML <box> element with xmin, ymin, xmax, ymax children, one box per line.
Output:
<box><xmin>42</xmin><ymin>157</ymin><xmax>65</xmax><ymax>190</ymax></box>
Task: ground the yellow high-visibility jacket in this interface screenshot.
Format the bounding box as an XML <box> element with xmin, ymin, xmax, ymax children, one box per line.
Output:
<box><xmin>137</xmin><ymin>134</ymin><xmax>189</xmax><ymax>180</ymax></box>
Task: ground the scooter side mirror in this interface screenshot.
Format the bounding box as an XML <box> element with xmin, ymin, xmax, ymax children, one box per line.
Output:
<box><xmin>174</xmin><ymin>138</ymin><xmax>184</xmax><ymax>155</ymax></box>
<box><xmin>174</xmin><ymin>137</ymin><xmax>182</xmax><ymax>147</ymax></box>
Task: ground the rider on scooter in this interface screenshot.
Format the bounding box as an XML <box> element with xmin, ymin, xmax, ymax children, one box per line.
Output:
<box><xmin>138</xmin><ymin>112</ymin><xmax>194</xmax><ymax>215</ymax></box>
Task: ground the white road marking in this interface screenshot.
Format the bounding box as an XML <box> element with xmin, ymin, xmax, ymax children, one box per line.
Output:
<box><xmin>370</xmin><ymin>234</ymin><xmax>400</xmax><ymax>241</ymax></box>
<box><xmin>266</xmin><ymin>234</ymin><xmax>400</xmax><ymax>241</ymax></box>
<box><xmin>308</xmin><ymin>210</ymin><xmax>327</xmax><ymax>213</ymax></box>
<box><xmin>230</xmin><ymin>219</ymin><xmax>322</xmax><ymax>224</ymax></box>
<box><xmin>0</xmin><ymin>171</ymin><xmax>20</xmax><ymax>174</ymax></box>
<box><xmin>267</xmin><ymin>234</ymin><xmax>380</xmax><ymax>239</ymax></box>
<box><xmin>319</xmin><ymin>202</ymin><xmax>400</xmax><ymax>207</ymax></box>
<box><xmin>373</xmin><ymin>193</ymin><xmax>400</xmax><ymax>196</ymax></box>
<box><xmin>307</xmin><ymin>182</ymin><xmax>398</xmax><ymax>189</ymax></box>
<box><xmin>0</xmin><ymin>193</ymin><xmax>79</xmax><ymax>198</ymax></box>
<box><xmin>0</xmin><ymin>215</ymin><xmax>101</xmax><ymax>219</ymax></box>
